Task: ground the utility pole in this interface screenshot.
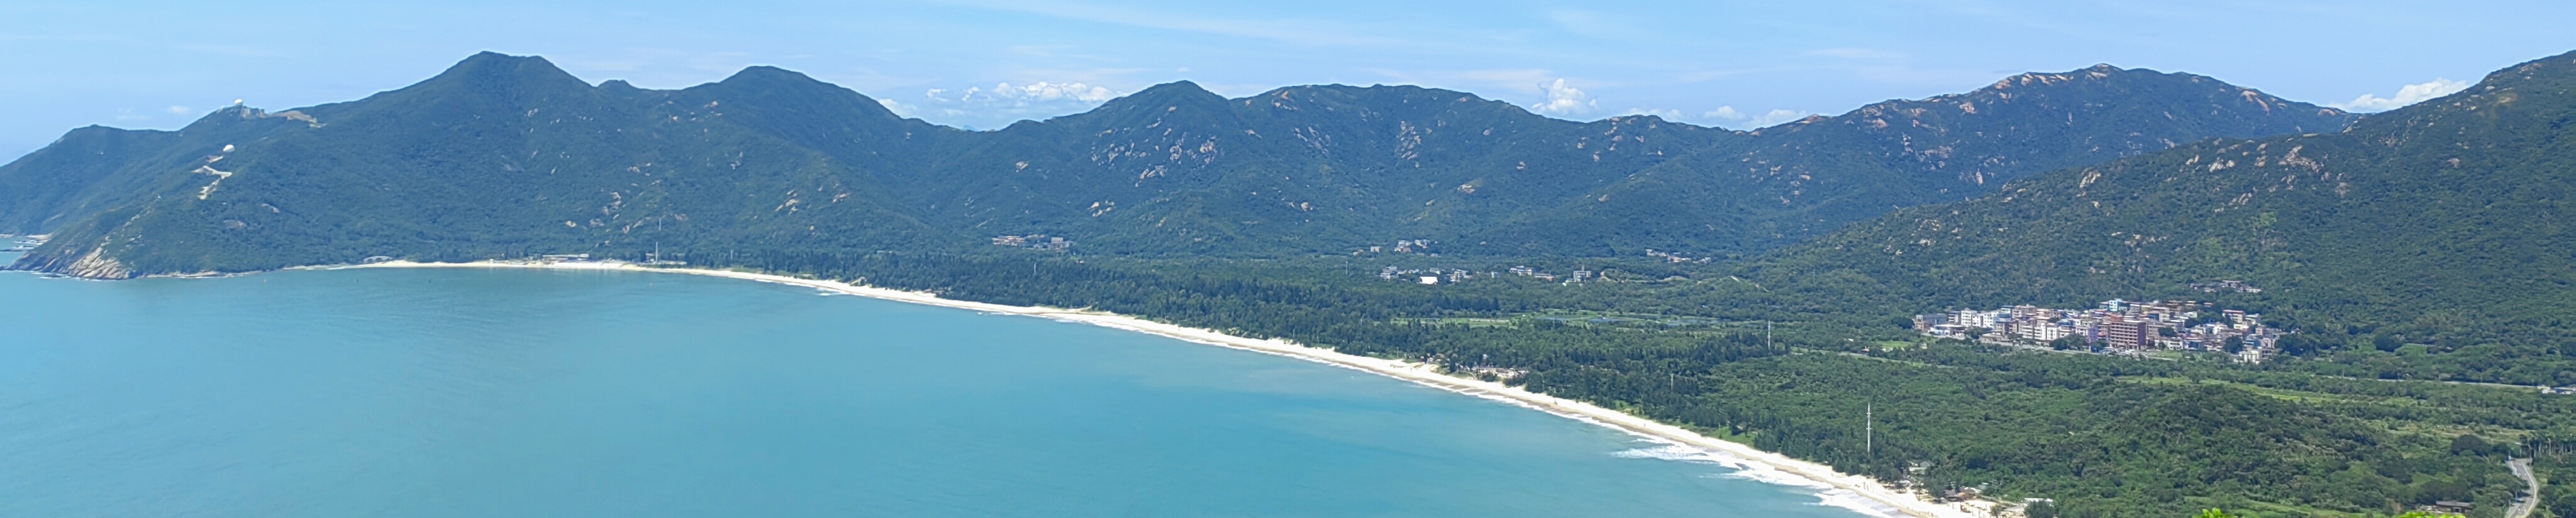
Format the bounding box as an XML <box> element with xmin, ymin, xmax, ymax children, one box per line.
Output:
<box><xmin>1867</xmin><ymin>399</ymin><xmax>1875</xmax><ymax>455</ymax></box>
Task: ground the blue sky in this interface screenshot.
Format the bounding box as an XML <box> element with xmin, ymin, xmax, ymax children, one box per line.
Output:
<box><xmin>5</xmin><ymin>1</ymin><xmax>2573</xmax><ymax>159</ymax></box>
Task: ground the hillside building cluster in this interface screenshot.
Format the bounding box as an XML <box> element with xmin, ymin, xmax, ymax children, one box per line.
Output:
<box><xmin>1641</xmin><ymin>248</ymin><xmax>1714</xmax><ymax>264</ymax></box>
<box><xmin>1384</xmin><ymin>267</ymin><xmax>1474</xmax><ymax>285</ymax></box>
<box><xmin>1914</xmin><ymin>299</ymin><xmax>2287</xmax><ymax>363</ymax></box>
<box><xmin>989</xmin><ymin>234</ymin><xmax>1073</xmax><ymax>250</ymax></box>
<box><xmin>1380</xmin><ymin>265</ymin><xmax>1597</xmax><ymax>285</ymax></box>
<box><xmin>1355</xmin><ymin>240</ymin><xmax>1438</xmax><ymax>255</ymax></box>
<box><xmin>2189</xmin><ymin>280</ymin><xmax>2263</xmax><ymax>294</ymax></box>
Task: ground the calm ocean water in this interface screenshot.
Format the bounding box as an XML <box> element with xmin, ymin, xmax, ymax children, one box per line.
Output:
<box><xmin>0</xmin><ymin>265</ymin><xmax>1885</xmax><ymax>518</ymax></box>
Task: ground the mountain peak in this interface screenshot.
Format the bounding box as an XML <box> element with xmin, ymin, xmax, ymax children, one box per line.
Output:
<box><xmin>2467</xmin><ymin>48</ymin><xmax>2576</xmax><ymax>92</ymax></box>
<box><xmin>721</xmin><ymin>65</ymin><xmax>817</xmax><ymax>85</ymax></box>
<box><xmin>1087</xmin><ymin>80</ymin><xmax>1228</xmax><ymax>116</ymax></box>
<box><xmin>419</xmin><ymin>52</ymin><xmax>588</xmax><ymax>92</ymax></box>
<box><xmin>461</xmin><ymin>50</ymin><xmax>519</xmax><ymax>63</ymax></box>
<box><xmin>689</xmin><ymin>64</ymin><xmax>892</xmax><ymax>114</ymax></box>
<box><xmin>1954</xmin><ymin>65</ymin><xmax>2351</xmax><ymax>124</ymax></box>
<box><xmin>1129</xmin><ymin>80</ymin><xmax>1223</xmax><ymax>102</ymax></box>
<box><xmin>1984</xmin><ymin>64</ymin><xmax>2152</xmax><ymax>91</ymax></box>
<box><xmin>443</xmin><ymin>52</ymin><xmax>561</xmax><ymax>75</ymax></box>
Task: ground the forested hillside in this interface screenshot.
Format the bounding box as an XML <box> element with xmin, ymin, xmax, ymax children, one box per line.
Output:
<box><xmin>1476</xmin><ymin>65</ymin><xmax>2357</xmax><ymax>256</ymax></box>
<box><xmin>3</xmin><ymin>52</ymin><xmax>2353</xmax><ymax>276</ymax></box>
<box><xmin>0</xmin><ymin>111</ymin><xmax>318</xmax><ymax>234</ymax></box>
<box><xmin>9</xmin><ymin>53</ymin><xmax>955</xmax><ymax>277</ymax></box>
<box><xmin>1761</xmin><ymin>50</ymin><xmax>2576</xmax><ymax>385</ymax></box>
<box><xmin>884</xmin><ymin>80</ymin><xmax>1741</xmax><ymax>255</ymax></box>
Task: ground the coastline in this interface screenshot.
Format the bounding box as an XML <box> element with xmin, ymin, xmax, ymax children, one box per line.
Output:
<box><xmin>317</xmin><ymin>260</ymin><xmax>1975</xmax><ymax>518</ymax></box>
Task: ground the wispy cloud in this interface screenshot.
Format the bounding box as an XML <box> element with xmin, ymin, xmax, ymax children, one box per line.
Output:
<box><xmin>875</xmin><ymin>97</ymin><xmax>918</xmax><ymax>117</ymax></box>
<box><xmin>2331</xmin><ymin>78</ymin><xmax>2469</xmax><ymax>112</ymax></box>
<box><xmin>928</xmin><ymin>0</ymin><xmax>1413</xmax><ymax>47</ymax></box>
<box><xmin>931</xmin><ymin>81</ymin><xmax>1119</xmax><ymax>104</ymax></box>
<box><xmin>1702</xmin><ymin>106</ymin><xmax>1810</xmax><ymax>129</ymax></box>
<box><xmin>1545</xmin><ymin>9</ymin><xmax>1623</xmax><ymax>38</ymax></box>
<box><xmin>165</xmin><ymin>105</ymin><xmax>191</xmax><ymax>115</ymax></box>
<box><xmin>902</xmin><ymin>80</ymin><xmax>1126</xmax><ymax>128</ymax></box>
<box><xmin>171</xmin><ymin>43</ymin><xmax>282</xmax><ymax>57</ymax></box>
<box><xmin>1806</xmin><ymin>48</ymin><xmax>1904</xmax><ymax>60</ymax></box>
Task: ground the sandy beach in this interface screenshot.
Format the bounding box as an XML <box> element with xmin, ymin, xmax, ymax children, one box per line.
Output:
<box><xmin>325</xmin><ymin>260</ymin><xmax>1975</xmax><ymax>518</ymax></box>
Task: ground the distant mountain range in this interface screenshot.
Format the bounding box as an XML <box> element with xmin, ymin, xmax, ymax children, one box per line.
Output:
<box><xmin>3</xmin><ymin>52</ymin><xmax>2354</xmax><ymax>277</ymax></box>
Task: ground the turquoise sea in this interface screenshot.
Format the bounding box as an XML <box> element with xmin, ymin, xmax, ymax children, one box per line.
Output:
<box><xmin>0</xmin><ymin>263</ymin><xmax>1887</xmax><ymax>517</ymax></box>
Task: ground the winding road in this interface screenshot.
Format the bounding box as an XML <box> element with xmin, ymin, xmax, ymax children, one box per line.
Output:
<box><xmin>2510</xmin><ymin>458</ymin><xmax>2540</xmax><ymax>518</ymax></box>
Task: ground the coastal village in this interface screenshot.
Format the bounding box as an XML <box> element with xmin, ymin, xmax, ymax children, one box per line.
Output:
<box><xmin>1382</xmin><ymin>264</ymin><xmax>1597</xmax><ymax>285</ymax></box>
<box><xmin>989</xmin><ymin>234</ymin><xmax>1074</xmax><ymax>250</ymax></box>
<box><xmin>1914</xmin><ymin>297</ymin><xmax>2289</xmax><ymax>363</ymax></box>
<box><xmin>1358</xmin><ymin>239</ymin><xmax>1632</xmax><ymax>285</ymax></box>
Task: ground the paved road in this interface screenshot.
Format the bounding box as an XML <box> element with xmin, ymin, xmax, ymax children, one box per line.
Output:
<box><xmin>2316</xmin><ymin>375</ymin><xmax>2552</xmax><ymax>392</ymax></box>
<box><xmin>2509</xmin><ymin>458</ymin><xmax>2539</xmax><ymax>518</ymax></box>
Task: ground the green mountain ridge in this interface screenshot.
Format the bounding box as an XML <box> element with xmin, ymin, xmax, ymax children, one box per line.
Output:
<box><xmin>3</xmin><ymin>52</ymin><xmax>2355</xmax><ymax>277</ymax></box>
<box><xmin>1485</xmin><ymin>64</ymin><xmax>2358</xmax><ymax>256</ymax></box>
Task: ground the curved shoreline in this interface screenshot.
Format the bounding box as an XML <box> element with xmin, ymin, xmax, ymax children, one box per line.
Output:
<box><xmin>317</xmin><ymin>260</ymin><xmax>1975</xmax><ymax>518</ymax></box>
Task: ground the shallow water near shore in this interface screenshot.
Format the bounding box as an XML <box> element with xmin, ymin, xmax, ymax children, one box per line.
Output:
<box><xmin>0</xmin><ymin>265</ymin><xmax>1882</xmax><ymax>518</ymax></box>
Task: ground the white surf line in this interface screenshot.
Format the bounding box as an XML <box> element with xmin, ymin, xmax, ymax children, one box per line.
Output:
<box><xmin>316</xmin><ymin>260</ymin><xmax>1975</xmax><ymax>518</ymax></box>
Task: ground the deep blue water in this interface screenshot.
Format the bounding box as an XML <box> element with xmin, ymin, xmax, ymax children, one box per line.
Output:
<box><xmin>0</xmin><ymin>265</ymin><xmax>1882</xmax><ymax>517</ymax></box>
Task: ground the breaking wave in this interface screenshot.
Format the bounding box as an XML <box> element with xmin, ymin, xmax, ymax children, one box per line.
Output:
<box><xmin>1613</xmin><ymin>440</ymin><xmax>1901</xmax><ymax>518</ymax></box>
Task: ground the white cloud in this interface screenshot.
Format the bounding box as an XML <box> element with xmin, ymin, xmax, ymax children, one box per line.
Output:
<box><xmin>1701</xmin><ymin>106</ymin><xmax>1810</xmax><ymax>129</ymax></box>
<box><xmin>1530</xmin><ymin>78</ymin><xmax>1596</xmax><ymax>117</ymax></box>
<box><xmin>924</xmin><ymin>81</ymin><xmax>1117</xmax><ymax>104</ymax></box>
<box><xmin>1018</xmin><ymin>82</ymin><xmax>1117</xmax><ymax>102</ymax></box>
<box><xmin>113</xmin><ymin>108</ymin><xmax>149</xmax><ymax>122</ymax></box>
<box><xmin>876</xmin><ymin>97</ymin><xmax>916</xmax><ymax>117</ymax></box>
<box><xmin>165</xmin><ymin>106</ymin><xmax>191</xmax><ymax>115</ymax></box>
<box><xmin>906</xmin><ymin>80</ymin><xmax>1126</xmax><ymax>129</ymax></box>
<box><xmin>2333</xmin><ymin>78</ymin><xmax>2470</xmax><ymax>112</ymax></box>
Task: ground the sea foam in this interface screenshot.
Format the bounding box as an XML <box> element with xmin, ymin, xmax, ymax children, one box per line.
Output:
<box><xmin>1613</xmin><ymin>440</ymin><xmax>1901</xmax><ymax>518</ymax></box>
